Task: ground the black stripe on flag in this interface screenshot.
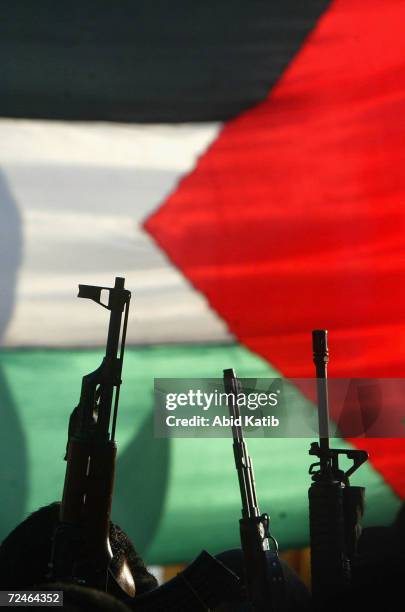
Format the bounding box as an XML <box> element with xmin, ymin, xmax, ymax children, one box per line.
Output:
<box><xmin>1</xmin><ymin>0</ymin><xmax>331</xmax><ymax>122</ymax></box>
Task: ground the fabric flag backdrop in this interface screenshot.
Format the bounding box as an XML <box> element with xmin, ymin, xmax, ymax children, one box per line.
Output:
<box><xmin>0</xmin><ymin>0</ymin><xmax>404</xmax><ymax>565</ymax></box>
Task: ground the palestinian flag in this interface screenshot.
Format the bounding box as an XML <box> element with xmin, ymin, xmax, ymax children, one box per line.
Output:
<box><xmin>0</xmin><ymin>0</ymin><xmax>404</xmax><ymax>565</ymax></box>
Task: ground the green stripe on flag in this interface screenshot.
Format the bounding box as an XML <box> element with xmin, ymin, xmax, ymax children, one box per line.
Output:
<box><xmin>0</xmin><ymin>344</ymin><xmax>401</xmax><ymax>564</ymax></box>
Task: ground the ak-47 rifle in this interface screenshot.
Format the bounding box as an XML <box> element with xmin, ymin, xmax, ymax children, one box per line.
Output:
<box><xmin>49</xmin><ymin>277</ymin><xmax>133</xmax><ymax>596</ymax></box>
<box><xmin>223</xmin><ymin>369</ymin><xmax>285</xmax><ymax>612</ymax></box>
<box><xmin>308</xmin><ymin>330</ymin><xmax>368</xmax><ymax>602</ymax></box>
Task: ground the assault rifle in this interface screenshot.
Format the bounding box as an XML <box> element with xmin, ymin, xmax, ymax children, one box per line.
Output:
<box><xmin>49</xmin><ymin>277</ymin><xmax>133</xmax><ymax>596</ymax></box>
<box><xmin>308</xmin><ymin>330</ymin><xmax>368</xmax><ymax>602</ymax></box>
<box><xmin>223</xmin><ymin>369</ymin><xmax>285</xmax><ymax>612</ymax></box>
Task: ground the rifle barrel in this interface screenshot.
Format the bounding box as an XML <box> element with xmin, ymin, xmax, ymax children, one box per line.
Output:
<box><xmin>223</xmin><ymin>368</ymin><xmax>284</xmax><ymax>611</ymax></box>
<box><xmin>312</xmin><ymin>329</ymin><xmax>330</xmax><ymax>459</ymax></box>
<box><xmin>223</xmin><ymin>369</ymin><xmax>259</xmax><ymax>519</ymax></box>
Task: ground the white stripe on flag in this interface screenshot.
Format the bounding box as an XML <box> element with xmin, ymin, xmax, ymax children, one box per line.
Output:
<box><xmin>0</xmin><ymin>119</ymin><xmax>232</xmax><ymax>346</ymax></box>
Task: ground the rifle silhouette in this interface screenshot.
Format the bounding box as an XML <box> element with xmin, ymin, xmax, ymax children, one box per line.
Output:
<box><xmin>308</xmin><ymin>330</ymin><xmax>368</xmax><ymax>602</ymax></box>
<box><xmin>224</xmin><ymin>368</ymin><xmax>285</xmax><ymax>611</ymax></box>
<box><xmin>49</xmin><ymin>277</ymin><xmax>133</xmax><ymax>596</ymax></box>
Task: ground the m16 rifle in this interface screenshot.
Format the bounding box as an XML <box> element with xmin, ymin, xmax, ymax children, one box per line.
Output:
<box><xmin>223</xmin><ymin>368</ymin><xmax>285</xmax><ymax>612</ymax></box>
<box><xmin>49</xmin><ymin>277</ymin><xmax>133</xmax><ymax>596</ymax></box>
<box><xmin>308</xmin><ymin>329</ymin><xmax>368</xmax><ymax>602</ymax></box>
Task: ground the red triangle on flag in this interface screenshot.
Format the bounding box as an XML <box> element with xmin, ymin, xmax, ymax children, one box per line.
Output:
<box><xmin>145</xmin><ymin>0</ymin><xmax>405</xmax><ymax>498</ymax></box>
